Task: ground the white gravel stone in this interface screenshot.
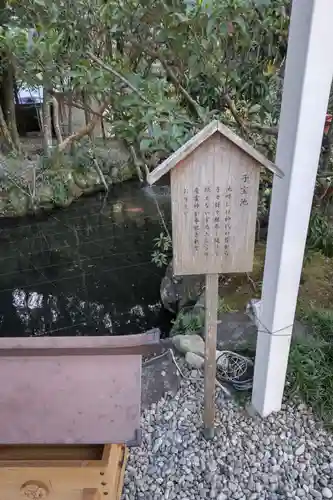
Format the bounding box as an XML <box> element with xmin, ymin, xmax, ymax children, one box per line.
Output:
<box><xmin>295</xmin><ymin>443</ymin><xmax>306</xmax><ymax>456</ymax></box>
<box><xmin>122</xmin><ymin>359</ymin><xmax>333</xmax><ymax>500</ymax></box>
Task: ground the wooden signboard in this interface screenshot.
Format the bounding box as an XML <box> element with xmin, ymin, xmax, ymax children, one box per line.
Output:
<box><xmin>170</xmin><ymin>133</ymin><xmax>260</xmax><ymax>276</ymax></box>
<box><xmin>148</xmin><ymin>120</ymin><xmax>283</xmax><ymax>437</ymax></box>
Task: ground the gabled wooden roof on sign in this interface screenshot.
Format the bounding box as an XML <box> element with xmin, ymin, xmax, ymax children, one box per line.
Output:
<box><xmin>147</xmin><ymin>120</ymin><xmax>283</xmax><ymax>185</ymax></box>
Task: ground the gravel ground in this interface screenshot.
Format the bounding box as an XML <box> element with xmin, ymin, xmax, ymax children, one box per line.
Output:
<box><xmin>123</xmin><ymin>362</ymin><xmax>333</xmax><ymax>500</ymax></box>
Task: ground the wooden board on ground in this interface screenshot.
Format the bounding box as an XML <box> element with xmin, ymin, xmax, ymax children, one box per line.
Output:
<box><xmin>0</xmin><ymin>330</ymin><xmax>160</xmax><ymax>445</ymax></box>
<box><xmin>0</xmin><ymin>444</ymin><xmax>128</xmax><ymax>500</ymax></box>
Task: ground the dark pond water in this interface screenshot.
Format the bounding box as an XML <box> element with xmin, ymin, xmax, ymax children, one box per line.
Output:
<box><xmin>0</xmin><ymin>182</ymin><xmax>173</xmax><ymax>337</ymax></box>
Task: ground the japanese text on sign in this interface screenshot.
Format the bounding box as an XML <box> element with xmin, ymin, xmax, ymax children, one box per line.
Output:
<box><xmin>203</xmin><ymin>186</ymin><xmax>211</xmax><ymax>257</ymax></box>
<box><xmin>214</xmin><ymin>186</ymin><xmax>221</xmax><ymax>256</ymax></box>
<box><xmin>183</xmin><ymin>187</ymin><xmax>189</xmax><ymax>215</ymax></box>
<box><xmin>240</xmin><ymin>173</ymin><xmax>250</xmax><ymax>206</ymax></box>
<box><xmin>188</xmin><ymin>184</ymin><xmax>237</xmax><ymax>258</ymax></box>
<box><xmin>193</xmin><ymin>187</ymin><xmax>200</xmax><ymax>252</ymax></box>
<box><xmin>224</xmin><ymin>186</ymin><xmax>232</xmax><ymax>256</ymax></box>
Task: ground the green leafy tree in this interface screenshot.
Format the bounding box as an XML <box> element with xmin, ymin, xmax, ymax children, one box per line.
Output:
<box><xmin>1</xmin><ymin>0</ymin><xmax>290</xmax><ymax>167</ymax></box>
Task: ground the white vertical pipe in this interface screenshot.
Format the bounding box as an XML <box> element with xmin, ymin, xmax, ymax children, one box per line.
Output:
<box><xmin>252</xmin><ymin>0</ymin><xmax>333</xmax><ymax>416</ymax></box>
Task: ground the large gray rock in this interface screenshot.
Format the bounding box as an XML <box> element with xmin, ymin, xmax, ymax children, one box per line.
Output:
<box><xmin>92</xmin><ymin>139</ymin><xmax>131</xmax><ymax>173</ymax></box>
<box><xmin>160</xmin><ymin>261</ymin><xmax>204</xmax><ymax>313</ymax></box>
<box><xmin>174</xmin><ymin>294</ymin><xmax>310</xmax><ymax>354</ymax></box>
<box><xmin>246</xmin><ymin>298</ymin><xmax>309</xmax><ymax>342</ymax></box>
<box><xmin>187</xmin><ymin>292</ymin><xmax>258</xmax><ymax>351</ymax></box>
<box><xmin>172</xmin><ymin>334</ymin><xmax>205</xmax><ymax>356</ymax></box>
<box><xmin>72</xmin><ymin>139</ymin><xmax>133</xmax><ymax>182</ymax></box>
<box><xmin>142</xmin><ymin>350</ymin><xmax>180</xmax><ymax>409</ymax></box>
<box><xmin>185</xmin><ymin>351</ymin><xmax>204</xmax><ymax>369</ymax></box>
<box><xmin>215</xmin><ymin>311</ymin><xmax>258</xmax><ymax>351</ymax></box>
<box><xmin>212</xmin><ymin>309</ymin><xmax>307</xmax><ymax>352</ymax></box>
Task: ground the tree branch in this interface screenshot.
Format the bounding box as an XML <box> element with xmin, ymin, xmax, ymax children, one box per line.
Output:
<box><xmin>223</xmin><ymin>94</ymin><xmax>278</xmax><ymax>136</ymax></box>
<box><xmin>321</xmin><ymin>116</ymin><xmax>333</xmax><ymax>172</ymax></box>
<box><xmin>42</xmin><ymin>87</ymin><xmax>53</xmax><ymax>156</ymax></box>
<box><xmin>142</xmin><ymin>46</ymin><xmax>204</xmax><ymax>122</ymax></box>
<box><xmin>88</xmin><ymin>145</ymin><xmax>109</xmax><ymax>192</ymax></box>
<box><xmin>2</xmin><ymin>55</ymin><xmax>21</xmax><ymax>152</ymax></box>
<box><xmin>157</xmin><ymin>53</ymin><xmax>204</xmax><ymax>122</ymax></box>
<box><xmin>52</xmin><ymin>96</ymin><xmax>63</xmax><ymax>144</ymax></box>
<box><xmin>223</xmin><ymin>94</ymin><xmax>246</xmax><ymax>130</ymax></box>
<box><xmin>49</xmin><ymin>90</ymin><xmax>104</xmax><ymax>120</ymax></box>
<box><xmin>246</xmin><ymin>122</ymin><xmax>278</xmax><ymax>136</ymax></box>
<box><xmin>0</xmin><ymin>103</ymin><xmax>15</xmax><ymax>151</ymax></box>
<box><xmin>58</xmin><ymin>99</ymin><xmax>110</xmax><ymax>152</ymax></box>
<box><xmin>67</xmin><ymin>92</ymin><xmax>73</xmax><ymax>136</ymax></box>
<box><xmin>88</xmin><ymin>52</ymin><xmax>150</xmax><ymax>104</ymax></box>
<box><xmin>129</xmin><ymin>144</ymin><xmax>144</xmax><ymax>182</ymax></box>
<box><xmin>317</xmin><ymin>171</ymin><xmax>333</xmax><ymax>178</ymax></box>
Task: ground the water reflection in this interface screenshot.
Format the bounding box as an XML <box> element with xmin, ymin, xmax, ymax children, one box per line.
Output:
<box><xmin>0</xmin><ymin>182</ymin><xmax>172</xmax><ymax>337</ymax></box>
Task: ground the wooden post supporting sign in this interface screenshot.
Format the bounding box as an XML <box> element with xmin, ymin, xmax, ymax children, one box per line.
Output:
<box><xmin>204</xmin><ymin>273</ymin><xmax>218</xmax><ymax>438</ymax></box>
<box><xmin>148</xmin><ymin>120</ymin><xmax>283</xmax><ymax>437</ymax></box>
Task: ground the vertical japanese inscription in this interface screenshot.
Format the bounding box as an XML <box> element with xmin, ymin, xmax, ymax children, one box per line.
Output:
<box><xmin>193</xmin><ymin>186</ymin><xmax>200</xmax><ymax>252</ymax></box>
<box><xmin>214</xmin><ymin>186</ymin><xmax>221</xmax><ymax>256</ymax></box>
<box><xmin>203</xmin><ymin>186</ymin><xmax>211</xmax><ymax>257</ymax></box>
<box><xmin>186</xmin><ymin>177</ymin><xmax>250</xmax><ymax>261</ymax></box>
<box><xmin>224</xmin><ymin>185</ymin><xmax>232</xmax><ymax>257</ymax></box>
<box><xmin>183</xmin><ymin>187</ymin><xmax>189</xmax><ymax>216</ymax></box>
<box><xmin>240</xmin><ymin>173</ymin><xmax>250</xmax><ymax>206</ymax></box>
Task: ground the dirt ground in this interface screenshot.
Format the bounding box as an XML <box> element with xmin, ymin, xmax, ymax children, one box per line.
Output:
<box><xmin>219</xmin><ymin>243</ymin><xmax>333</xmax><ymax>315</ymax></box>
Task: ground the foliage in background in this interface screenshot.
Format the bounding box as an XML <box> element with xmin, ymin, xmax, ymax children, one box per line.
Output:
<box><xmin>300</xmin><ymin>308</ymin><xmax>333</xmax><ymax>340</ymax></box>
<box><xmin>0</xmin><ymin>0</ymin><xmax>290</xmax><ymax>166</ymax></box>
<box><xmin>171</xmin><ymin>309</ymin><xmax>204</xmax><ymax>336</ymax></box>
<box><xmin>151</xmin><ymin>232</ymin><xmax>172</xmax><ymax>267</ymax></box>
<box><xmin>1</xmin><ymin>0</ymin><xmax>333</xmax><ymax>275</ymax></box>
<box><xmin>288</xmin><ymin>308</ymin><xmax>333</xmax><ymax>427</ymax></box>
<box><xmin>307</xmin><ymin>210</ymin><xmax>333</xmax><ymax>258</ymax></box>
<box><xmin>171</xmin><ymin>297</ymin><xmax>235</xmax><ymax>336</ymax></box>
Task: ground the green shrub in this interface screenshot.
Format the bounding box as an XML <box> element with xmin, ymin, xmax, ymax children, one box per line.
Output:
<box><xmin>307</xmin><ymin>211</ymin><xmax>333</xmax><ymax>257</ymax></box>
<box><xmin>288</xmin><ymin>308</ymin><xmax>333</xmax><ymax>426</ymax></box>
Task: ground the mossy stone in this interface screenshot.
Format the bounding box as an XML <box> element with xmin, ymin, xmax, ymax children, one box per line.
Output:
<box><xmin>73</xmin><ymin>171</ymin><xmax>89</xmax><ymax>189</ymax></box>
<box><xmin>37</xmin><ymin>185</ymin><xmax>53</xmax><ymax>204</ymax></box>
<box><xmin>0</xmin><ymin>196</ymin><xmax>9</xmax><ymax>216</ymax></box>
<box><xmin>8</xmin><ymin>188</ymin><xmax>29</xmax><ymax>216</ymax></box>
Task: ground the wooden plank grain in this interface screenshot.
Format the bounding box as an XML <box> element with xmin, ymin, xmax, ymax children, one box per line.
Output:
<box><xmin>171</xmin><ymin>133</ymin><xmax>259</xmax><ymax>276</ymax></box>
<box><xmin>147</xmin><ymin>120</ymin><xmax>283</xmax><ymax>185</ymax></box>
<box><xmin>0</xmin><ymin>330</ymin><xmax>160</xmax><ymax>355</ymax></box>
<box><xmin>0</xmin><ymin>445</ymin><xmax>104</xmax><ymax>463</ymax></box>
<box><xmin>0</xmin><ymin>445</ymin><xmax>128</xmax><ymax>500</ymax></box>
<box><xmin>203</xmin><ymin>273</ymin><xmax>219</xmax><ymax>439</ymax></box>
<box><xmin>147</xmin><ymin>121</ymin><xmax>219</xmax><ymax>184</ymax></box>
<box><xmin>0</xmin><ymin>356</ymin><xmax>141</xmax><ymax>445</ymax></box>
<box><xmin>115</xmin><ymin>447</ymin><xmax>128</xmax><ymax>500</ymax></box>
<box><xmin>102</xmin><ymin>445</ymin><xmax>127</xmax><ymax>500</ymax></box>
<box><xmin>216</xmin><ymin>122</ymin><xmax>283</xmax><ymax>177</ymax></box>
